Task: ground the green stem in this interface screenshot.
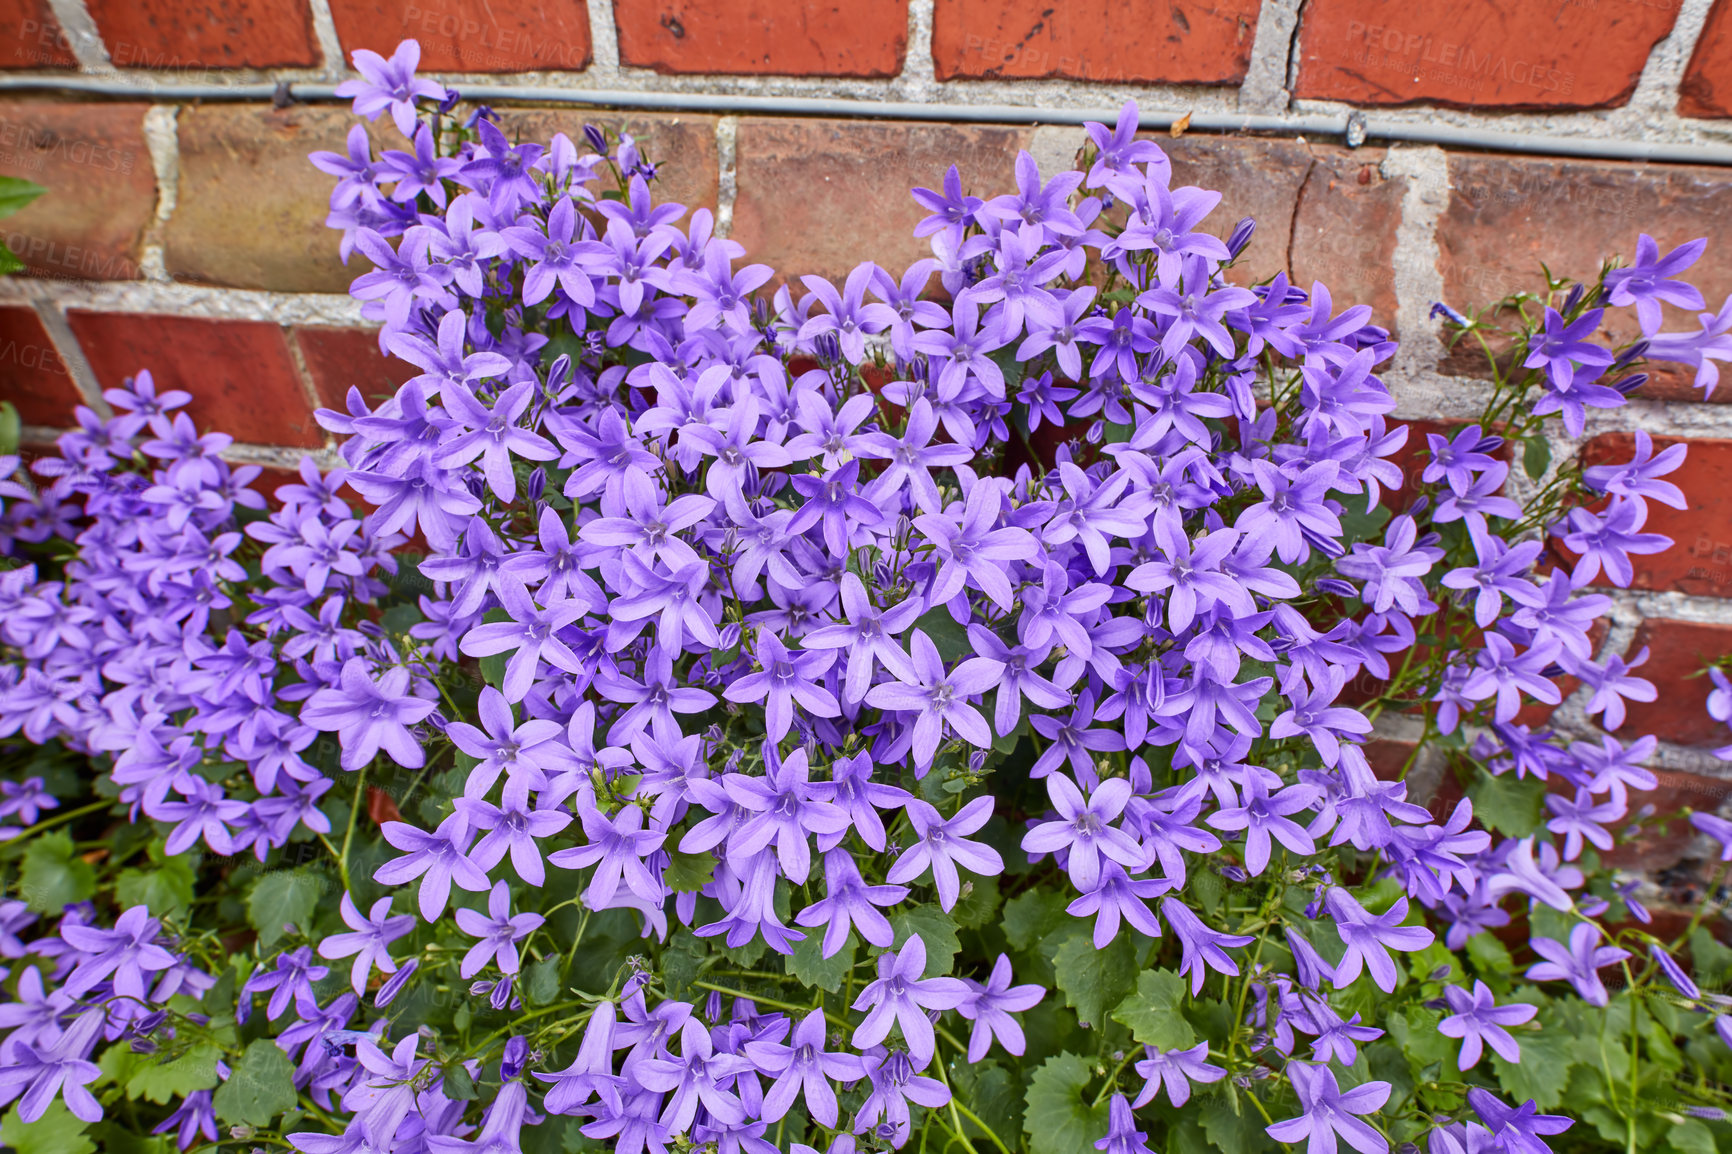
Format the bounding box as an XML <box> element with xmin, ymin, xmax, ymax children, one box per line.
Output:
<box><xmin>10</xmin><ymin>799</ymin><xmax>110</xmax><ymax>839</ymax></box>
<box><xmin>337</xmin><ymin>761</ymin><xmax>366</xmax><ymax>896</ymax></box>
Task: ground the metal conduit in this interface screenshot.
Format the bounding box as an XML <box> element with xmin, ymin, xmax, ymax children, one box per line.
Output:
<box><xmin>4</xmin><ymin>75</ymin><xmax>1732</xmax><ymax>167</ymax></box>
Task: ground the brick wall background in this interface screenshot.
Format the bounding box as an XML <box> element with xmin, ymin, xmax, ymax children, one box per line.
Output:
<box><xmin>2</xmin><ymin>0</ymin><xmax>1732</xmax><ymax>897</ymax></box>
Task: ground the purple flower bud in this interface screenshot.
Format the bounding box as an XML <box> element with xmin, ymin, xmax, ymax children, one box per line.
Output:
<box><xmin>490</xmin><ymin>975</ymin><xmax>515</xmax><ymax>1011</ymax></box>
<box><xmin>1561</xmin><ymin>283</ymin><xmax>1585</xmax><ymax>314</ymax></box>
<box><xmin>1220</xmin><ymin>865</ymin><xmax>1249</xmax><ymax>883</ymax></box>
<box><xmin>1315</xmin><ymin>578</ymin><xmax>1359</xmax><ymax>598</ymax></box>
<box><xmin>501</xmin><ymin>1034</ymin><xmax>529</xmax><ymax>1078</ymax></box>
<box><xmin>1428</xmin><ymin>964</ymin><xmax>1452</xmax><ymax>981</ymax></box>
<box><xmin>435</xmin><ymin>88</ymin><xmax>461</xmax><ymax>114</ymax></box>
<box><xmin>583</xmin><ymin>124</ymin><xmax>607</xmax><ymax>154</ymax></box>
<box><xmin>1227</xmin><ymin>217</ymin><xmax>1256</xmax><ymax>258</ymax></box>
<box><xmin>464</xmin><ymin>105</ymin><xmax>496</xmax><ymax>129</ymax></box>
<box><xmin>376</xmin><ymin>958</ymin><xmax>418</xmax><ymax>1007</ymax></box>
<box><xmin>525</xmin><ymin>467</ymin><xmax>547</xmax><ymax>502</ymax></box>
<box><xmin>1611</xmin><ymin>340</ymin><xmax>1649</xmax><ymax>370</ymax></box>
<box><xmin>1611</xmin><ymin>373</ymin><xmax>1649</xmax><ymax>395</ymax></box>
<box><xmin>1429</xmin><ymin>301</ymin><xmax>1468</xmax><ymax>325</ymax></box>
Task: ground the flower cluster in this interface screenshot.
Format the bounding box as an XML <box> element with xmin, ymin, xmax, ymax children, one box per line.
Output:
<box><xmin>0</xmin><ymin>41</ymin><xmax>1730</xmax><ymax>1154</ymax></box>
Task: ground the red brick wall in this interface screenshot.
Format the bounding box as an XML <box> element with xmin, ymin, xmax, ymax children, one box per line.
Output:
<box><xmin>1</xmin><ymin>0</ymin><xmax>1730</xmax><ymax>886</ymax></box>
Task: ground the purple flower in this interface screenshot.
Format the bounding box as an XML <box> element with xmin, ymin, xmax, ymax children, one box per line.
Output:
<box><xmin>454</xmin><ymin>881</ymin><xmax>545</xmax><ymax>978</ymax></box>
<box><xmin>0</xmin><ymin>1006</ymin><xmax>104</xmax><ymax>1123</ymax></box>
<box><xmin>318</xmin><ymin>894</ymin><xmax>415</xmax><ymax>995</ymax></box>
<box><xmin>335</xmin><ymin>40</ymin><xmax>446</xmax><ymax>137</ymax></box>
<box><xmin>1132</xmin><ymin>1042</ymin><xmax>1226</xmax><ymax>1107</ymax></box>
<box><xmin>1437</xmin><ymin>980</ymin><xmax>1536</xmax><ymax>1070</ymax></box>
<box><xmin>60</xmin><ymin>905</ymin><xmax>177</xmax><ymax>1000</ymax></box>
<box><xmin>1162</xmin><ymin>897</ymin><xmax>1253</xmax><ymax>994</ymax></box>
<box><xmin>864</xmin><ymin>629</ymin><xmax>1004</xmax><ymax>768</ymax></box>
<box><xmin>743</xmin><ymin>1007</ymin><xmax>866</xmax><ymax>1126</ymax></box>
<box><xmin>460</xmin><ymin>576</ymin><xmax>592</xmax><ymax>703</ymax></box>
<box><xmin>1466</xmin><ymin>1088</ymin><xmax>1572</xmax><ymax>1154</ymax></box>
<box><xmin>1326</xmin><ymin>887</ymin><xmax>1435</xmax><ymax>993</ymax></box>
<box><xmin>1605</xmin><ymin>234</ymin><xmax>1705</xmax><ymax>334</ymax></box>
<box><xmin>955</xmin><ymin>953</ymin><xmax>1043</xmax><ymax>1062</ymax></box>
<box><xmin>1525</xmin><ymin>306</ymin><xmax>1613</xmax><ymax>389</ymax></box>
<box><xmin>1021</xmin><ymin>774</ymin><xmax>1143</xmax><ymax>890</ymax></box>
<box><xmin>301</xmin><ymin>656</ymin><xmax>437</xmax><ymax>770</ymax></box>
<box><xmin>796</xmin><ymin>848</ymin><xmax>909</xmax><ymax>956</ymax></box>
<box><xmin>636</xmin><ymin>1017</ymin><xmax>754</xmax><ymax>1131</ymax></box>
<box><xmin>1265</xmin><ymin>1062</ymin><xmax>1391</xmax><ymax>1154</ymax></box>
<box><xmin>722</xmin><ymin>631</ymin><xmax>839</xmax><ymax>743</ymax></box>
<box><xmin>1523</xmin><ymin>923</ymin><xmax>1631</xmax><ymax>1006</ymax></box>
<box><xmin>852</xmin><ymin>934</ymin><xmax>971</xmax><ymax>1063</ymax></box>
<box><xmin>375</xmin><ymin>814</ymin><xmax>491</xmax><ymax>920</ymax></box>
<box><xmin>886</xmin><ymin>796</ymin><xmax>1004</xmax><ymax>910</ymax></box>
<box><xmin>551</xmin><ymin>795</ymin><xmax>666</xmax><ymax>911</ymax></box>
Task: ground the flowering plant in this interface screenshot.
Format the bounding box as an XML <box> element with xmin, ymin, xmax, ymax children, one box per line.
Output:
<box><xmin>1</xmin><ymin>37</ymin><xmax>1731</xmax><ymax>1154</ymax></box>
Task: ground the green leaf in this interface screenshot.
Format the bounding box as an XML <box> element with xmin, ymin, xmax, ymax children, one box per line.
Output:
<box><xmin>786</xmin><ymin>929</ymin><xmax>855</xmax><ymax>993</ymax></box>
<box><xmin>1053</xmin><ymin>932</ymin><xmax>1139</xmax><ymax>1029</ymax></box>
<box><xmin>0</xmin><ymin>401</ymin><xmax>18</xmax><ymax>457</ymax></box>
<box><xmin>1200</xmin><ymin>1096</ymin><xmax>1272</xmax><ymax>1153</ymax></box>
<box><xmin>117</xmin><ymin>854</ymin><xmax>197</xmax><ymax>918</ymax></box>
<box><xmin>126</xmin><ymin>1042</ymin><xmax>221</xmax><ymax>1103</ymax></box>
<box><xmin>1666</xmin><ymin>1120</ymin><xmax>1717</xmax><ymax>1154</ymax></box>
<box><xmin>443</xmin><ymin>1062</ymin><xmax>478</xmax><ymax>1100</ymax></box>
<box><xmin>0</xmin><ymin>176</ymin><xmax>46</xmax><ymax>219</ymax></box>
<box><xmin>888</xmin><ymin>906</ymin><xmax>961</xmax><ymax>978</ymax></box>
<box><xmin>665</xmin><ymin>850</ymin><xmax>715</xmax><ymax>894</ymax></box>
<box><xmin>1385</xmin><ymin>1005</ymin><xmax>1454</xmax><ymax>1072</ymax></box>
<box><xmin>247</xmin><ymin>867</ymin><xmax>327</xmax><ymax>949</ymax></box>
<box><xmin>1024</xmin><ymin>1052</ymin><xmax>1109</xmax><ymax>1154</ymax></box>
<box><xmin>1465</xmin><ymin>931</ymin><xmax>1514</xmax><ymax>977</ymax></box>
<box><xmin>1</xmin><ymin>1100</ymin><xmax>94</xmax><ymax>1154</ymax></box>
<box><xmin>1111</xmin><ymin>968</ymin><xmax>1196</xmax><ymax>1050</ymax></box>
<box><xmin>1491</xmin><ymin>1006</ymin><xmax>1573</xmax><ymax>1111</ymax></box>
<box><xmin>212</xmin><ymin>1038</ymin><xmax>299</xmax><ymax>1127</ymax></box>
<box><xmin>19</xmin><ymin>830</ymin><xmax>95</xmax><ymax>912</ymax></box>
<box><xmin>912</xmin><ymin>608</ymin><xmax>972</xmax><ymax>664</ymax></box>
<box><xmin>1004</xmin><ymin>889</ymin><xmax>1071</xmax><ymax>952</ymax></box>
<box><xmin>0</xmin><ymin>243</ymin><xmax>21</xmax><ymax>275</ymax></box>
<box><xmin>1522</xmin><ymin>434</ymin><xmax>1551</xmax><ymax>481</ymax></box>
<box><xmin>1466</xmin><ymin>771</ymin><xmax>1546</xmax><ymax>837</ymax></box>
<box><xmin>525</xmin><ymin>954</ymin><xmax>562</xmax><ymax>1006</ymax></box>
<box><xmin>952</xmin><ymin>871</ymin><xmax>1001</xmax><ymax>930</ymax></box>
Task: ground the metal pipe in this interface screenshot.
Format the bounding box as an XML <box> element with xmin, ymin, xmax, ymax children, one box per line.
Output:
<box><xmin>6</xmin><ymin>75</ymin><xmax>1732</xmax><ymax>167</ymax></box>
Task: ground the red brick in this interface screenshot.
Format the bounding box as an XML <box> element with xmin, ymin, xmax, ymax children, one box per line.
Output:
<box><xmin>1611</xmin><ymin>619</ymin><xmax>1732</xmax><ymax>747</ymax></box>
<box><xmin>1288</xmin><ymin>146</ymin><xmax>1405</xmax><ymax>332</ymax></box>
<box><xmin>1162</xmin><ymin>136</ymin><xmax>1312</xmax><ymax>287</ymax></box>
<box><xmin>1611</xmin><ymin>770</ymin><xmax>1732</xmax><ymax>872</ymax></box>
<box><xmin>1571</xmin><ymin>435</ymin><xmax>1732</xmax><ymax>597</ymax></box>
<box><xmin>1681</xmin><ymin>0</ymin><xmax>1732</xmax><ymax>118</ymax></box>
<box><xmin>292</xmin><ymin>326</ymin><xmax>416</xmax><ymax>412</ymax></box>
<box><xmin>329</xmin><ymin>0</ymin><xmax>591</xmax><ymax>72</ymax></box>
<box><xmin>0</xmin><ymin>101</ymin><xmax>154</xmax><ymax>283</ymax></box>
<box><xmin>731</xmin><ymin>117</ymin><xmax>1030</xmax><ymax>286</ymax></box>
<box><xmin>0</xmin><ymin>306</ymin><xmax>77</xmax><ymax>427</ymax></box>
<box><xmin>0</xmin><ymin>0</ymin><xmax>77</xmax><ymax>68</ymax></box>
<box><xmin>164</xmin><ymin>104</ymin><xmax>378</xmax><ymax>294</ymax></box>
<box><xmin>1436</xmin><ymin>152</ymin><xmax>1732</xmax><ymax>395</ymax></box>
<box><xmin>615</xmin><ymin>0</ymin><xmax>908</xmax><ymax>76</ymax></box>
<box><xmin>932</xmin><ymin>0</ymin><xmax>1260</xmax><ymax>84</ymax></box>
<box><xmin>89</xmin><ymin>0</ymin><xmax>319</xmax><ymax>69</ymax></box>
<box><xmin>1292</xmin><ymin>0</ymin><xmax>1680</xmax><ymax>109</ymax></box>
<box><xmin>64</xmin><ymin>312</ymin><xmax>320</xmax><ymax>448</ymax></box>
